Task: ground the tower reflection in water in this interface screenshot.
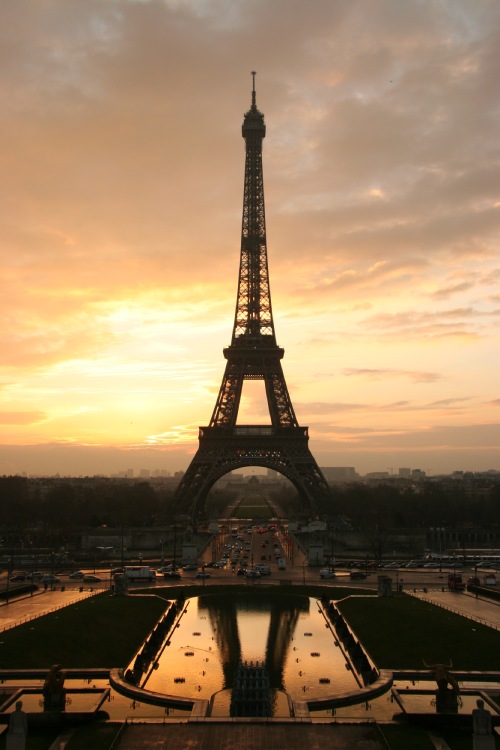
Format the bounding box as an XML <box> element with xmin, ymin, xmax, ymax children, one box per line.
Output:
<box><xmin>142</xmin><ymin>595</ymin><xmax>360</xmax><ymax>715</ymax></box>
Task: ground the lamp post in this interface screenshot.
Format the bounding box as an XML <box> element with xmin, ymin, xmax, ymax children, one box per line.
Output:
<box><xmin>172</xmin><ymin>523</ymin><xmax>178</xmax><ymax>571</ymax></box>
<box><xmin>330</xmin><ymin>523</ymin><xmax>335</xmax><ymax>574</ymax></box>
<box><xmin>438</xmin><ymin>527</ymin><xmax>444</xmax><ymax>573</ymax></box>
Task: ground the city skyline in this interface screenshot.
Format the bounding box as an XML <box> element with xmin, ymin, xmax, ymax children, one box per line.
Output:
<box><xmin>1</xmin><ymin>0</ymin><xmax>500</xmax><ymax>478</ymax></box>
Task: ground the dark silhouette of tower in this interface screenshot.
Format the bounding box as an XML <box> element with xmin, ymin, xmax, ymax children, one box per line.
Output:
<box><xmin>174</xmin><ymin>74</ymin><xmax>332</xmax><ymax>519</ymax></box>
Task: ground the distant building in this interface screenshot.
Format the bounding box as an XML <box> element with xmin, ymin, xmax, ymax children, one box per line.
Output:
<box><xmin>399</xmin><ymin>467</ymin><xmax>412</xmax><ymax>478</ymax></box>
<box><xmin>305</xmin><ymin>520</ymin><xmax>327</xmax><ymax>533</ymax></box>
<box><xmin>320</xmin><ymin>467</ymin><xmax>358</xmax><ymax>482</ymax></box>
<box><xmin>411</xmin><ymin>469</ymin><xmax>426</xmax><ymax>479</ymax></box>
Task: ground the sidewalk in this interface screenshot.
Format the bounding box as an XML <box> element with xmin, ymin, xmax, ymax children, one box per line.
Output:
<box><xmin>0</xmin><ymin>587</ymin><xmax>99</xmax><ymax>631</ymax></box>
<box><xmin>411</xmin><ymin>589</ymin><xmax>500</xmax><ymax>630</ymax></box>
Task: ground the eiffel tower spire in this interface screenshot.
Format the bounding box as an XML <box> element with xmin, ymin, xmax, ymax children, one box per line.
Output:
<box><xmin>209</xmin><ymin>72</ymin><xmax>298</xmax><ymax>430</ymax></box>
<box><xmin>174</xmin><ymin>75</ymin><xmax>332</xmax><ymax>520</ymax></box>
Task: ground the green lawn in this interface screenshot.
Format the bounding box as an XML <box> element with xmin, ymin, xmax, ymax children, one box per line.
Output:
<box><xmin>337</xmin><ymin>593</ymin><xmax>500</xmax><ymax>670</ymax></box>
<box><xmin>0</xmin><ymin>592</ymin><xmax>170</xmax><ymax>669</ymax></box>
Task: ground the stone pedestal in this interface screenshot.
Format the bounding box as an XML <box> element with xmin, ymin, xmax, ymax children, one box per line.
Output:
<box><xmin>7</xmin><ymin>734</ymin><xmax>26</xmax><ymax>750</ymax></box>
<box><xmin>473</xmin><ymin>736</ymin><xmax>495</xmax><ymax>750</ymax></box>
<box><xmin>377</xmin><ymin>575</ymin><xmax>392</xmax><ymax>596</ymax></box>
<box><xmin>308</xmin><ymin>545</ymin><xmax>324</xmax><ymax>567</ymax></box>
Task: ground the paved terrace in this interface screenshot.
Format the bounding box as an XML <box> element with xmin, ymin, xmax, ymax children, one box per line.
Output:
<box><xmin>113</xmin><ymin>721</ymin><xmax>388</xmax><ymax>750</ymax></box>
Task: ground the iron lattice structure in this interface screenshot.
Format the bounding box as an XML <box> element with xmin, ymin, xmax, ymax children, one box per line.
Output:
<box><xmin>174</xmin><ymin>74</ymin><xmax>332</xmax><ymax>519</ymax></box>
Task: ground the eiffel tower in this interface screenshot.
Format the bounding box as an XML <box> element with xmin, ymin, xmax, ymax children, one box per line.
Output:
<box><xmin>174</xmin><ymin>74</ymin><xmax>332</xmax><ymax>520</ymax></box>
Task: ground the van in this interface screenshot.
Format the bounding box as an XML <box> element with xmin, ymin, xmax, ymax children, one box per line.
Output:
<box><xmin>278</xmin><ymin>558</ymin><xmax>287</xmax><ymax>570</ymax></box>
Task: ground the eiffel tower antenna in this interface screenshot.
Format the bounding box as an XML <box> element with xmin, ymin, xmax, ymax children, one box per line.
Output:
<box><xmin>174</xmin><ymin>75</ymin><xmax>332</xmax><ymax>520</ymax></box>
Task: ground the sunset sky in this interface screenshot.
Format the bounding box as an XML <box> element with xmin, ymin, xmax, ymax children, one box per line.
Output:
<box><xmin>1</xmin><ymin>0</ymin><xmax>499</xmax><ymax>478</ymax></box>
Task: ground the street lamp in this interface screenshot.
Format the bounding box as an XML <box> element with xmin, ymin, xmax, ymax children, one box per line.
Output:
<box><xmin>173</xmin><ymin>524</ymin><xmax>177</xmax><ymax>571</ymax></box>
<box><xmin>438</xmin><ymin>527</ymin><xmax>444</xmax><ymax>573</ymax></box>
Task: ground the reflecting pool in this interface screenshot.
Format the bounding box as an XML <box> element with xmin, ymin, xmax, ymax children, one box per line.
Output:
<box><xmin>139</xmin><ymin>594</ymin><xmax>360</xmax><ymax>713</ymax></box>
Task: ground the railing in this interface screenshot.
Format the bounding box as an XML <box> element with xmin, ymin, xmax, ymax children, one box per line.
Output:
<box><xmin>199</xmin><ymin>425</ymin><xmax>309</xmax><ymax>438</ymax></box>
<box><xmin>119</xmin><ymin>714</ymin><xmax>379</xmax><ymax>725</ymax></box>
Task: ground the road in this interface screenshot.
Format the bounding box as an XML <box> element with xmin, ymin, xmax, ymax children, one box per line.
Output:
<box><xmin>3</xmin><ymin>523</ymin><xmax>500</xmax><ymax>631</ymax></box>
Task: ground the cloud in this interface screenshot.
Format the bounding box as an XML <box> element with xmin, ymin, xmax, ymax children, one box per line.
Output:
<box><xmin>428</xmin><ymin>281</ymin><xmax>476</xmax><ymax>300</ymax></box>
<box><xmin>342</xmin><ymin>368</ymin><xmax>441</xmax><ymax>383</ymax></box>
<box><xmin>0</xmin><ymin>412</ymin><xmax>46</xmax><ymax>426</ymax></box>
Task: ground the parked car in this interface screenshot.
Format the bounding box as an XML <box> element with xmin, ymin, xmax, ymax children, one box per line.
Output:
<box><xmin>83</xmin><ymin>574</ymin><xmax>102</xmax><ymax>582</ymax></box>
<box><xmin>183</xmin><ymin>564</ymin><xmax>198</xmax><ymax>571</ymax></box>
<box><xmin>10</xmin><ymin>574</ymin><xmax>26</xmax><ymax>582</ymax></box>
<box><xmin>43</xmin><ymin>575</ymin><xmax>61</xmax><ymax>583</ymax></box>
<box><xmin>69</xmin><ymin>571</ymin><xmax>84</xmax><ymax>579</ymax></box>
<box><xmin>245</xmin><ymin>570</ymin><xmax>261</xmax><ymax>578</ymax></box>
<box><xmin>163</xmin><ymin>571</ymin><xmax>181</xmax><ymax>579</ymax></box>
<box><xmin>196</xmin><ymin>572</ymin><xmax>211</xmax><ymax>579</ymax></box>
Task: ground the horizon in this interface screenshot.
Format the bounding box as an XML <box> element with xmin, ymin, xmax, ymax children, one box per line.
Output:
<box><xmin>1</xmin><ymin>1</ymin><xmax>499</xmax><ymax>479</ymax></box>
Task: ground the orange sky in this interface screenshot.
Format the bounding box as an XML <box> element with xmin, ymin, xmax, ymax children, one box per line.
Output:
<box><xmin>1</xmin><ymin>0</ymin><xmax>499</xmax><ymax>477</ymax></box>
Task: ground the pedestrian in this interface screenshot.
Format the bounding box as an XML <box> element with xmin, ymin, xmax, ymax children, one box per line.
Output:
<box><xmin>7</xmin><ymin>700</ymin><xmax>28</xmax><ymax>750</ymax></box>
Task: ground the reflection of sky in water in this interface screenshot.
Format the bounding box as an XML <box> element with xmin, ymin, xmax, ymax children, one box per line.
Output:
<box><xmin>141</xmin><ymin>598</ymin><xmax>224</xmax><ymax>700</ymax></box>
<box><xmin>1</xmin><ymin>690</ymin><xmax>106</xmax><ymax>713</ymax></box>
<box><xmin>237</xmin><ymin>606</ymin><xmax>271</xmax><ymax>663</ymax></box>
<box><xmin>141</xmin><ymin>596</ymin><xmax>360</xmax><ymax>705</ymax></box>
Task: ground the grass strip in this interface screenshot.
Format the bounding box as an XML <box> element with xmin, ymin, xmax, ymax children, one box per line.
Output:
<box><xmin>150</xmin><ymin>582</ymin><xmax>375</xmax><ymax>600</ymax></box>
<box><xmin>337</xmin><ymin>594</ymin><xmax>500</xmax><ymax>670</ymax></box>
<box><xmin>0</xmin><ymin>592</ymin><xmax>170</xmax><ymax>669</ymax></box>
